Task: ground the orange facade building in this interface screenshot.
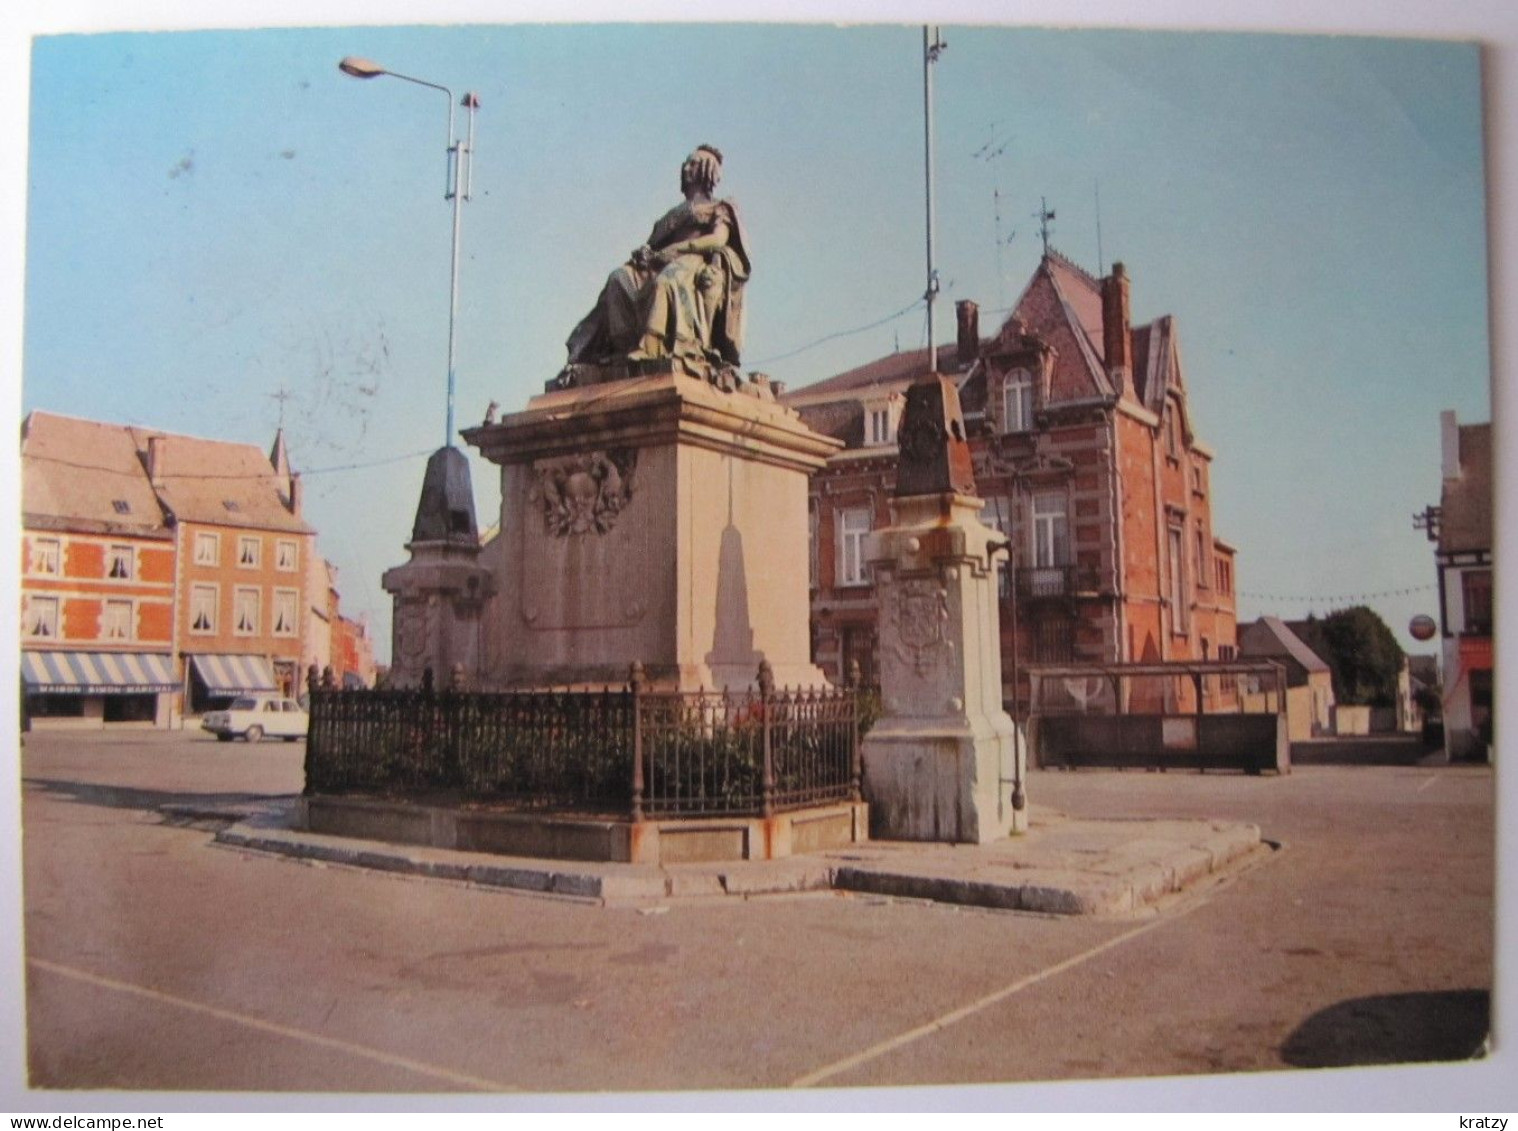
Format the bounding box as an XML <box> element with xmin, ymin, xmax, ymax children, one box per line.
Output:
<box><xmin>21</xmin><ymin>411</ymin><xmax>316</xmax><ymax>724</ymax></box>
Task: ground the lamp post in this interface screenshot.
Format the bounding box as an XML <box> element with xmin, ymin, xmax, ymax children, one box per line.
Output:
<box><xmin>339</xmin><ymin>56</ymin><xmax>479</xmax><ymax>449</ymax></box>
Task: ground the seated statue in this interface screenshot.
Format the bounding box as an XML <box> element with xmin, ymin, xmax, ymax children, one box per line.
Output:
<box><xmin>565</xmin><ymin>145</ymin><xmax>751</xmax><ymax>379</ymax></box>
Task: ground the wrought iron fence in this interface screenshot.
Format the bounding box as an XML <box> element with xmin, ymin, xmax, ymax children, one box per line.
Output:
<box><xmin>304</xmin><ymin>662</ymin><xmax>862</xmax><ymax>820</ymax></box>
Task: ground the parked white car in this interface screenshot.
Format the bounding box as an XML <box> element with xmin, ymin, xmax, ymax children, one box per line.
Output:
<box><xmin>202</xmin><ymin>695</ymin><xmax>308</xmax><ymax>743</ymax></box>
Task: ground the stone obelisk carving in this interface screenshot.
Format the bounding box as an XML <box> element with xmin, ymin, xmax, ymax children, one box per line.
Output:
<box><xmin>860</xmin><ymin>375</ymin><xmax>1027</xmax><ymax>841</ymax></box>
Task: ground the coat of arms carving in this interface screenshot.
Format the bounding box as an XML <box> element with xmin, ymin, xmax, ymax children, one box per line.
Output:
<box><xmin>530</xmin><ymin>450</ymin><xmax>637</xmax><ymax>537</ymax></box>
<box><xmin>890</xmin><ymin>579</ymin><xmax>953</xmax><ymax>676</ymax></box>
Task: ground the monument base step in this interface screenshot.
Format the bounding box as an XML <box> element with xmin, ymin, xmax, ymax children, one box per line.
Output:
<box><xmin>296</xmin><ymin>793</ymin><xmax>868</xmax><ymax>866</ymax></box>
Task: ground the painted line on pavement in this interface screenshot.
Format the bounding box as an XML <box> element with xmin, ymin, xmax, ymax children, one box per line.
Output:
<box><xmin>793</xmin><ymin>842</ymin><xmax>1285</xmax><ymax>1088</ymax></box>
<box><xmin>792</xmin><ymin>904</ymin><xmax>1206</xmax><ymax>1088</ymax></box>
<box><xmin>28</xmin><ymin>956</ymin><xmax>516</xmax><ymax>1092</ymax></box>
<box><xmin>1417</xmin><ymin>775</ymin><xmax>1440</xmax><ymax>793</ymax></box>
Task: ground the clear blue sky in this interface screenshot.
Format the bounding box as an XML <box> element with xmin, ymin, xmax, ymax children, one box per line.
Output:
<box><xmin>17</xmin><ymin>21</ymin><xmax>1492</xmax><ymax>664</ymax></box>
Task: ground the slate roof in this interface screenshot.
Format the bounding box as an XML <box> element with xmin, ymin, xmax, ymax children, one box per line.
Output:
<box><xmin>1439</xmin><ymin>422</ymin><xmax>1491</xmax><ymax>554</ymax></box>
<box><xmin>22</xmin><ymin>411</ymin><xmax>171</xmax><ymax>538</ymax></box>
<box><xmin>1238</xmin><ymin>616</ymin><xmax>1330</xmax><ymax>674</ymax></box>
<box><xmin>783</xmin><ymin>251</ymin><xmax>1189</xmax><ymax>439</ymax></box>
<box><xmin>780</xmin><ymin>343</ymin><xmax>952</xmax><ymax>405</ymax></box>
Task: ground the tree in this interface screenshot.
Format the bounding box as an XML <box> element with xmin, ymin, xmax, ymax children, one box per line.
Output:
<box><xmin>1301</xmin><ymin>606</ymin><xmax>1406</xmax><ymax>707</ymax></box>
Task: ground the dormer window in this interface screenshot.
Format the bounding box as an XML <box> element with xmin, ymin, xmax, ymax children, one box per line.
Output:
<box><xmin>862</xmin><ymin>395</ymin><xmax>903</xmax><ymax>448</ymax></box>
<box><xmin>1002</xmin><ymin>369</ymin><xmax>1033</xmax><ymax>433</ymax></box>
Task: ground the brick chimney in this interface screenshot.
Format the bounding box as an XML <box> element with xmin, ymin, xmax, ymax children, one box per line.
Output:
<box><xmin>1101</xmin><ymin>261</ymin><xmax>1132</xmax><ymax>386</ymax></box>
<box><xmin>1441</xmin><ymin>410</ymin><xmax>1461</xmax><ymax>482</ymax></box>
<box><xmin>145</xmin><ymin>435</ymin><xmax>163</xmax><ymax>487</ymax></box>
<box><xmin>956</xmin><ymin>300</ymin><xmax>980</xmax><ymax>369</ymax></box>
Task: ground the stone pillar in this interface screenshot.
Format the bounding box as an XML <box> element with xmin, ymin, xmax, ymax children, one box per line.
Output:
<box><xmin>860</xmin><ymin>377</ymin><xmax>1028</xmax><ymax>842</ymax></box>
<box><xmin>463</xmin><ymin>368</ymin><xmax>839</xmax><ymax>691</ymax></box>
<box><xmin>382</xmin><ymin>447</ymin><xmax>496</xmax><ymax>690</ymax></box>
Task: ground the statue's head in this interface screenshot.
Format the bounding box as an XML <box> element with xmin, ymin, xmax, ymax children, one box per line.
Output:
<box><xmin>680</xmin><ymin>145</ymin><xmax>724</xmax><ymax>197</ymax></box>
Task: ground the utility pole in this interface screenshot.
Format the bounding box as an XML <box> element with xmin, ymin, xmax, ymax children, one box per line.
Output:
<box><xmin>923</xmin><ymin>25</ymin><xmax>946</xmax><ymax>373</ymax></box>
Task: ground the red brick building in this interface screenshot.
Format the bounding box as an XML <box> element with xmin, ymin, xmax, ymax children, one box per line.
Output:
<box><xmin>785</xmin><ymin>252</ymin><xmax>1238</xmax><ymax>710</ymax></box>
<box><xmin>21</xmin><ymin>411</ymin><xmax>317</xmax><ymax>724</ymax></box>
<box><xmin>21</xmin><ymin>414</ymin><xmax>179</xmax><ymax>725</ymax></box>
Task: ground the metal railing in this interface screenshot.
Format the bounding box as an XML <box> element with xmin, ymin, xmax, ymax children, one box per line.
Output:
<box><xmin>1012</xmin><ymin>564</ymin><xmax>1102</xmax><ymax>600</ymax></box>
<box><xmin>304</xmin><ymin>662</ymin><xmax>862</xmax><ymax>820</ymax></box>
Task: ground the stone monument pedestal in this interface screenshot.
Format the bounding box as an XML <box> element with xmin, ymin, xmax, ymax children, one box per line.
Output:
<box><xmin>382</xmin><ymin>447</ymin><xmax>495</xmax><ymax>689</ymax></box>
<box><xmin>463</xmin><ymin>368</ymin><xmax>839</xmax><ymax>691</ymax></box>
<box><xmin>862</xmin><ymin>492</ymin><xmax>1028</xmax><ymax>842</ymax></box>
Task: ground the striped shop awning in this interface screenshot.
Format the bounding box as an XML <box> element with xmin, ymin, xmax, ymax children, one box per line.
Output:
<box><xmin>190</xmin><ymin>653</ymin><xmax>278</xmax><ymax>695</ymax></box>
<box><xmin>22</xmin><ymin>651</ymin><xmax>177</xmax><ymax>694</ymax></box>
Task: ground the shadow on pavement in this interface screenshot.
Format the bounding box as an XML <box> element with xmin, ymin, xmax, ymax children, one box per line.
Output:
<box><xmin>23</xmin><ymin>777</ymin><xmax>294</xmax><ymax>822</ymax></box>
<box><xmin>1282</xmin><ymin>989</ymin><xmax>1489</xmax><ymax>1067</ymax></box>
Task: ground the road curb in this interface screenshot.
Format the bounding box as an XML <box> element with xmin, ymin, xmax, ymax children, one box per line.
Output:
<box><xmin>215</xmin><ymin>814</ymin><xmax>1265</xmax><ymax>916</ymax></box>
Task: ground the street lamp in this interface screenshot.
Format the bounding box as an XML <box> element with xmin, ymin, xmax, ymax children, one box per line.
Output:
<box><xmin>339</xmin><ymin>56</ymin><xmax>479</xmax><ymax>449</ymax></box>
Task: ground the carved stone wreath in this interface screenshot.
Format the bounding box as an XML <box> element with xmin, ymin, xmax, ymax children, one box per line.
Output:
<box><xmin>530</xmin><ymin>449</ymin><xmax>637</xmax><ymax>537</ymax></box>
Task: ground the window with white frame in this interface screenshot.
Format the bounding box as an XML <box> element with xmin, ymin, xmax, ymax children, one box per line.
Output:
<box><xmin>190</xmin><ymin>584</ymin><xmax>217</xmax><ymax>633</ymax></box>
<box><xmin>1030</xmin><ymin>492</ymin><xmax>1068</xmax><ymax>569</ymax></box>
<box><xmin>1002</xmin><ymin>369</ymin><xmax>1033</xmax><ymax>433</ymax></box>
<box><xmin>1168</xmin><ymin>525</ymin><xmax>1187</xmax><ymax>632</ymax></box>
<box><xmin>867</xmin><ymin>407</ymin><xmax>892</xmax><ymax>446</ymax></box>
<box><xmin>272</xmin><ymin>589</ymin><xmax>299</xmax><ymax>637</ymax></box>
<box><xmin>276</xmin><ymin>539</ymin><xmax>299</xmax><ymax>572</ymax></box>
<box><xmin>31</xmin><ymin>537</ymin><xmax>61</xmax><ymax>576</ymax></box>
<box><xmin>233</xmin><ymin>587</ymin><xmax>260</xmax><ymax>635</ymax></box>
<box><xmin>26</xmin><ymin>596</ymin><xmax>59</xmax><ymax>638</ymax></box>
<box><xmin>102</xmin><ymin>599</ymin><xmax>133</xmax><ymax>640</ymax></box>
<box><xmin>238</xmin><ymin>536</ymin><xmax>261</xmax><ymax>569</ymax></box>
<box><xmin>194</xmin><ymin>531</ymin><xmax>220</xmax><ymax>566</ymax></box>
<box><xmin>107</xmin><ymin>544</ymin><xmax>133</xmax><ymax>580</ymax></box>
<box><xmin>1164</xmin><ymin>408</ymin><xmax>1180</xmax><ymax>459</ymax></box>
<box><xmin>838</xmin><ymin>507</ymin><xmax>872</xmax><ymax>587</ymax></box>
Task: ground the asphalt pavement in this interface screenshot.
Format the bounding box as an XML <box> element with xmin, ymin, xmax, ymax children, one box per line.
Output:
<box><xmin>8</xmin><ymin>728</ymin><xmax>1504</xmax><ymax>1109</ymax></box>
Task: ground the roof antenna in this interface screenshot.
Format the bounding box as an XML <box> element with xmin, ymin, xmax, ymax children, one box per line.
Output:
<box><xmin>1036</xmin><ymin>196</ymin><xmax>1056</xmax><ymax>258</ymax></box>
<box><xmin>974</xmin><ymin>122</ymin><xmax>1015</xmax><ymax>309</ymax></box>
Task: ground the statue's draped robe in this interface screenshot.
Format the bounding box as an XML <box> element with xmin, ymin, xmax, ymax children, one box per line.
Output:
<box><xmin>566</xmin><ymin>198</ymin><xmax>751</xmax><ymax>368</ymax></box>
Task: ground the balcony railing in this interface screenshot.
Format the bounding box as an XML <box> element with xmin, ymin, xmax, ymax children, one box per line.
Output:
<box><xmin>1010</xmin><ymin>564</ymin><xmax>1102</xmax><ymax>600</ymax></box>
